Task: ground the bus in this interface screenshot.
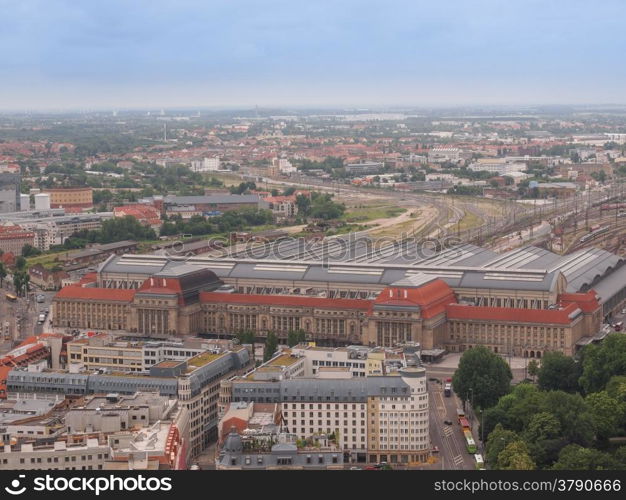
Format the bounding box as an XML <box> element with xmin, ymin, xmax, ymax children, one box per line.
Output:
<box><xmin>464</xmin><ymin>430</ymin><xmax>477</xmax><ymax>454</ymax></box>
<box><xmin>456</xmin><ymin>408</ymin><xmax>465</xmax><ymax>422</ymax></box>
<box><xmin>444</xmin><ymin>383</ymin><xmax>452</xmax><ymax>397</ymax></box>
<box><xmin>5</xmin><ymin>293</ymin><xmax>17</xmax><ymax>302</ymax></box>
<box><xmin>459</xmin><ymin>417</ymin><xmax>470</xmax><ymax>430</ymax></box>
<box><xmin>474</xmin><ymin>454</ymin><xmax>484</xmax><ymax>469</ymax></box>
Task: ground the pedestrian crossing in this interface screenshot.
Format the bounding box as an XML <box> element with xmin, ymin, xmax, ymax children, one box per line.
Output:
<box><xmin>453</xmin><ymin>455</ymin><xmax>464</xmax><ymax>466</ymax></box>
<box><xmin>443</xmin><ymin>426</ymin><xmax>454</xmax><ymax>437</ymax></box>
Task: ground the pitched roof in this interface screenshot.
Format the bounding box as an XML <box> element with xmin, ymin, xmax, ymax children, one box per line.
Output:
<box><xmin>54</xmin><ymin>286</ymin><xmax>135</xmax><ymax>302</ymax></box>
<box><xmin>446</xmin><ymin>302</ymin><xmax>582</xmax><ymax>325</ymax></box>
<box><xmin>374</xmin><ymin>279</ymin><xmax>456</xmax><ymax>318</ymax></box>
<box><xmin>559</xmin><ymin>290</ymin><xmax>600</xmax><ymax>313</ymax></box>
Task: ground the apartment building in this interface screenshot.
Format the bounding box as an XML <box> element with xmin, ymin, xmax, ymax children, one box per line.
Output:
<box><xmin>229</xmin><ymin>367</ymin><xmax>429</xmax><ymax>464</ymax></box>
<box><xmin>0</xmin><ymin>438</ymin><xmax>110</xmax><ymax>470</ymax></box>
<box><xmin>43</xmin><ymin>188</ymin><xmax>93</xmax><ymax>210</ymax></box>
<box><xmin>0</xmin><ymin>224</ymin><xmax>34</xmax><ymax>255</ymax></box>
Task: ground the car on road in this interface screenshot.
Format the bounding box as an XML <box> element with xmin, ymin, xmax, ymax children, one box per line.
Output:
<box><xmin>428</xmin><ymin>377</ymin><xmax>439</xmax><ymax>382</ymax></box>
<box><xmin>431</xmin><ymin>446</ymin><xmax>439</xmax><ymax>453</ymax></box>
<box><xmin>444</xmin><ymin>420</ymin><xmax>453</xmax><ymax>426</ymax></box>
<box><xmin>36</xmin><ymin>295</ymin><xmax>45</xmax><ymax>303</ymax></box>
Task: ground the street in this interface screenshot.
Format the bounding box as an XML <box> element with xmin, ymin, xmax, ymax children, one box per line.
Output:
<box><xmin>0</xmin><ymin>279</ymin><xmax>56</xmax><ymax>350</ymax></box>
<box><xmin>427</xmin><ymin>377</ymin><xmax>476</xmax><ymax>470</ymax></box>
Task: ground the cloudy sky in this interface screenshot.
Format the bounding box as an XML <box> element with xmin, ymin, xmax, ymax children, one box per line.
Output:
<box><xmin>1</xmin><ymin>0</ymin><xmax>625</xmax><ymax>110</ymax></box>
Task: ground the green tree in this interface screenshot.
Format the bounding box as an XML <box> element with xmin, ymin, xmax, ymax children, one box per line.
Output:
<box><xmin>522</xmin><ymin>412</ymin><xmax>564</xmax><ymax>467</ymax></box>
<box><xmin>287</xmin><ymin>329</ymin><xmax>307</xmax><ymax>347</ymax></box>
<box><xmin>527</xmin><ymin>359</ymin><xmax>539</xmax><ymax>381</ymax></box>
<box><xmin>541</xmin><ymin>391</ymin><xmax>596</xmax><ymax>446</ymax></box>
<box><xmin>586</xmin><ymin>391</ymin><xmax>623</xmax><ymax>440</ymax></box>
<box><xmin>15</xmin><ymin>256</ymin><xmax>26</xmax><ymax>270</ymax></box>
<box><xmin>580</xmin><ymin>335</ymin><xmax>626</xmax><ymax>394</ymax></box>
<box><xmin>295</xmin><ymin>194</ymin><xmax>311</xmax><ymax>218</ymax></box>
<box><xmin>21</xmin><ymin>244</ymin><xmax>41</xmax><ymax>258</ymax></box>
<box><xmin>606</xmin><ymin>375</ymin><xmax>626</xmax><ymax>405</ymax></box>
<box><xmin>235</xmin><ymin>330</ymin><xmax>256</xmax><ymax>345</ymax></box>
<box><xmin>552</xmin><ymin>444</ymin><xmax>618</xmax><ymax>470</ymax></box>
<box><xmin>13</xmin><ymin>270</ymin><xmax>30</xmax><ymax>297</ymax></box>
<box><xmin>0</xmin><ymin>262</ymin><xmax>6</xmax><ymax>287</ymax></box>
<box><xmin>523</xmin><ymin>412</ymin><xmax>561</xmax><ymax>442</ymax></box>
<box><xmin>452</xmin><ymin>346</ymin><xmax>512</xmax><ymax>409</ymax></box>
<box><xmin>263</xmin><ymin>332</ymin><xmax>278</xmax><ymax>362</ymax></box>
<box><xmin>496</xmin><ymin>441</ymin><xmax>536</xmax><ymax>470</ymax></box>
<box><xmin>537</xmin><ymin>351</ymin><xmax>581</xmax><ymax>393</ymax></box>
<box><xmin>485</xmin><ymin>424</ymin><xmax>520</xmax><ymax>466</ymax></box>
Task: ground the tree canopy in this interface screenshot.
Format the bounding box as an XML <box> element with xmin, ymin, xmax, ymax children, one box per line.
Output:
<box><xmin>579</xmin><ymin>334</ymin><xmax>626</xmax><ymax>394</ymax></box>
<box><xmin>452</xmin><ymin>346</ymin><xmax>512</xmax><ymax>409</ymax></box>
<box><xmin>537</xmin><ymin>351</ymin><xmax>581</xmax><ymax>393</ymax></box>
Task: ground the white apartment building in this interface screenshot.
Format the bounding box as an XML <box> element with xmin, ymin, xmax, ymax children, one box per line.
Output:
<box><xmin>290</xmin><ymin>346</ymin><xmax>368</xmax><ymax>377</ymax></box>
<box><xmin>428</xmin><ymin>148</ymin><xmax>462</xmax><ymax>163</ymax></box>
<box><xmin>230</xmin><ymin>365</ymin><xmax>430</xmax><ymax>464</ymax></box>
<box><xmin>468</xmin><ymin>161</ymin><xmax>527</xmax><ymax>175</ymax></box>
<box><xmin>0</xmin><ymin>438</ymin><xmax>110</xmax><ymax>470</ymax></box>
<box><xmin>192</xmin><ymin>157</ymin><xmax>221</xmax><ymax>172</ymax></box>
<box><xmin>67</xmin><ymin>337</ymin><xmax>214</xmax><ymax>373</ymax></box>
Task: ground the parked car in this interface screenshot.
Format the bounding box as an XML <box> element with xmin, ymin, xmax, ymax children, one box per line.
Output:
<box><xmin>444</xmin><ymin>419</ymin><xmax>453</xmax><ymax>425</ymax></box>
<box><xmin>36</xmin><ymin>294</ymin><xmax>45</xmax><ymax>303</ymax></box>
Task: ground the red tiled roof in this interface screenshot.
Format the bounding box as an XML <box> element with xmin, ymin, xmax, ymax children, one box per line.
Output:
<box><xmin>559</xmin><ymin>290</ymin><xmax>600</xmax><ymax>313</ymax></box>
<box><xmin>374</xmin><ymin>280</ymin><xmax>457</xmax><ymax>319</ymax></box>
<box><xmin>446</xmin><ymin>302</ymin><xmax>582</xmax><ymax>325</ymax></box>
<box><xmin>55</xmin><ymin>286</ymin><xmax>135</xmax><ymax>302</ymax></box>
<box><xmin>200</xmin><ymin>292</ymin><xmax>372</xmax><ymax>311</ymax></box>
<box><xmin>78</xmin><ymin>272</ymin><xmax>98</xmax><ymax>285</ymax></box>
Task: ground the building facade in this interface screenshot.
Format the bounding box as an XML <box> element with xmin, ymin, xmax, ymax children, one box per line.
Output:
<box><xmin>43</xmin><ymin>188</ymin><xmax>94</xmax><ymax>210</ymax></box>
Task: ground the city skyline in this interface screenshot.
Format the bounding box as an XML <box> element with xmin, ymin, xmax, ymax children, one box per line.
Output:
<box><xmin>1</xmin><ymin>0</ymin><xmax>625</xmax><ymax>110</ymax></box>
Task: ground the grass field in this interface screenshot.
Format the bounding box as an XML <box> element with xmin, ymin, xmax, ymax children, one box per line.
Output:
<box><xmin>456</xmin><ymin>211</ymin><xmax>483</xmax><ymax>232</ymax></box>
<box><xmin>26</xmin><ymin>251</ymin><xmax>68</xmax><ymax>269</ymax></box>
<box><xmin>343</xmin><ymin>204</ymin><xmax>407</xmax><ymax>223</ymax></box>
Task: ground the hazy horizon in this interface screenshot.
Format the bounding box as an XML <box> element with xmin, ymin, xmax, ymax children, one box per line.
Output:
<box><xmin>1</xmin><ymin>0</ymin><xmax>625</xmax><ymax>110</ymax></box>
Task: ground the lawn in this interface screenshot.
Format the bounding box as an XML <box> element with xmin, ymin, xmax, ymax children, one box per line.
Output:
<box><xmin>343</xmin><ymin>204</ymin><xmax>407</xmax><ymax>223</ymax></box>
<box><xmin>26</xmin><ymin>250</ymin><xmax>69</xmax><ymax>269</ymax></box>
<box><xmin>456</xmin><ymin>211</ymin><xmax>484</xmax><ymax>232</ymax></box>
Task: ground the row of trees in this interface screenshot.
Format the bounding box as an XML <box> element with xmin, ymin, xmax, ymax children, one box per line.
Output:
<box><xmin>453</xmin><ymin>336</ymin><xmax>626</xmax><ymax>470</ymax></box>
<box><xmin>159</xmin><ymin>208</ymin><xmax>274</xmax><ymax>237</ymax></box>
<box><xmin>53</xmin><ymin>216</ymin><xmax>157</xmax><ymax>251</ymax></box>
<box><xmin>296</xmin><ymin>192</ymin><xmax>345</xmax><ymax>221</ymax></box>
<box><xmin>234</xmin><ymin>329</ymin><xmax>308</xmax><ymax>363</ymax></box>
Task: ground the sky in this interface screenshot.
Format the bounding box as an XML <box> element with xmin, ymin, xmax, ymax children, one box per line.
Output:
<box><xmin>0</xmin><ymin>0</ymin><xmax>625</xmax><ymax>110</ymax></box>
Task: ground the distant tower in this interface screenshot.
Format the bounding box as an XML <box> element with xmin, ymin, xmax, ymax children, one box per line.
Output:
<box><xmin>160</xmin><ymin>109</ymin><xmax>165</xmax><ymax>116</ymax></box>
